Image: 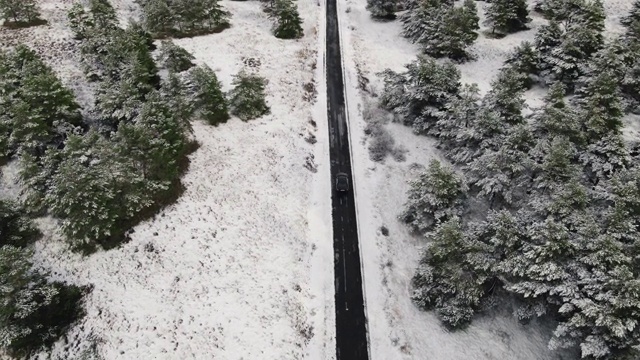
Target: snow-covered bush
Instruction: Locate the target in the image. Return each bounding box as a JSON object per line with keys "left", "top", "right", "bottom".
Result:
{"left": 228, "top": 71, "right": 270, "bottom": 121}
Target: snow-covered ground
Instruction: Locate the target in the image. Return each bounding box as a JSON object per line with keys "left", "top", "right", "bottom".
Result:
{"left": 1, "top": 0, "right": 336, "bottom": 359}
{"left": 339, "top": 0, "right": 635, "bottom": 359}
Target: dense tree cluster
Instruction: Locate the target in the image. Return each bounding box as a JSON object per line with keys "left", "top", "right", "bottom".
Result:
{"left": 0, "top": 201, "right": 83, "bottom": 357}
{"left": 138, "top": 0, "right": 230, "bottom": 38}
{"left": 380, "top": 4, "right": 640, "bottom": 358}
{"left": 400, "top": 0, "right": 479, "bottom": 61}
{"left": 0, "top": 0, "right": 41, "bottom": 26}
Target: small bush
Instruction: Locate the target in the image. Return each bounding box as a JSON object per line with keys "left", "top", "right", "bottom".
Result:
{"left": 228, "top": 71, "right": 270, "bottom": 121}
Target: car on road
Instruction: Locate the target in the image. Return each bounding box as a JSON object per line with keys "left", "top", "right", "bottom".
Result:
{"left": 335, "top": 172, "right": 349, "bottom": 192}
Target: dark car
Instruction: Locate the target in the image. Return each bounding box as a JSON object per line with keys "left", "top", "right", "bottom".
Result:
{"left": 335, "top": 172, "right": 349, "bottom": 192}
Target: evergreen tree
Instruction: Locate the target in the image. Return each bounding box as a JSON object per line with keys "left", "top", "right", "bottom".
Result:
{"left": 0, "top": 46, "right": 82, "bottom": 156}
{"left": 483, "top": 67, "right": 527, "bottom": 125}
{"left": 379, "top": 55, "right": 460, "bottom": 133}
{"left": 534, "top": 82, "right": 583, "bottom": 143}
{"left": 502, "top": 41, "right": 539, "bottom": 87}
{"left": 142, "top": 0, "right": 174, "bottom": 36}
{"left": 0, "top": 0, "right": 40, "bottom": 24}
{"left": 44, "top": 131, "right": 149, "bottom": 244}
{"left": 189, "top": 65, "right": 229, "bottom": 125}
{"left": 67, "top": 3, "right": 93, "bottom": 40}
{"left": 228, "top": 71, "right": 270, "bottom": 121}
{"left": 366, "top": 0, "right": 396, "bottom": 19}
{"left": 272, "top": 0, "right": 303, "bottom": 39}
{"left": 411, "top": 218, "right": 486, "bottom": 328}
{"left": 157, "top": 40, "right": 195, "bottom": 73}
{"left": 0, "top": 200, "right": 40, "bottom": 248}
{"left": 0, "top": 246, "right": 83, "bottom": 356}
{"left": 484, "top": 0, "right": 530, "bottom": 35}
{"left": 401, "top": 0, "right": 478, "bottom": 61}
{"left": 621, "top": 0, "right": 640, "bottom": 29}
{"left": 400, "top": 159, "right": 467, "bottom": 234}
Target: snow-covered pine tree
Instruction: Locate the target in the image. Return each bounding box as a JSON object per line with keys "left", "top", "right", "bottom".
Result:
{"left": 143, "top": 0, "right": 175, "bottom": 36}
{"left": 467, "top": 124, "right": 535, "bottom": 207}
{"left": 411, "top": 217, "right": 486, "bottom": 328}
{"left": 88, "top": 0, "right": 118, "bottom": 30}
{"left": 621, "top": 0, "right": 640, "bottom": 28}
{"left": 0, "top": 0, "right": 40, "bottom": 25}
{"left": 400, "top": 159, "right": 467, "bottom": 234}
{"left": 0, "top": 200, "right": 40, "bottom": 248}
{"left": 189, "top": 65, "right": 229, "bottom": 125}
{"left": 0, "top": 245, "right": 83, "bottom": 356}
{"left": 45, "top": 131, "right": 150, "bottom": 244}
{"left": 484, "top": 0, "right": 530, "bottom": 35}
{"left": 483, "top": 67, "right": 527, "bottom": 125}
{"left": 434, "top": 83, "right": 481, "bottom": 155}
{"left": 114, "top": 90, "right": 190, "bottom": 186}
{"left": 502, "top": 41, "right": 539, "bottom": 87}
{"left": 158, "top": 40, "right": 195, "bottom": 73}
{"left": 0, "top": 46, "right": 82, "bottom": 156}
{"left": 401, "top": 0, "right": 478, "bottom": 61}
{"left": 228, "top": 71, "right": 270, "bottom": 120}
{"left": 576, "top": 68, "right": 624, "bottom": 140}
{"left": 67, "top": 3, "right": 93, "bottom": 39}
{"left": 379, "top": 55, "right": 460, "bottom": 132}
{"left": 366, "top": 0, "right": 396, "bottom": 20}
{"left": 161, "top": 73, "right": 196, "bottom": 125}
{"left": 272, "top": 0, "right": 303, "bottom": 39}
{"left": 534, "top": 82, "right": 583, "bottom": 143}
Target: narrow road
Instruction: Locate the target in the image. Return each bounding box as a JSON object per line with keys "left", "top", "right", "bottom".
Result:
{"left": 325, "top": 0, "right": 370, "bottom": 358}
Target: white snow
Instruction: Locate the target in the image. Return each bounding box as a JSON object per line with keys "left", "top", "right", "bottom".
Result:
{"left": 1, "top": 0, "right": 335, "bottom": 358}
{"left": 338, "top": 0, "right": 636, "bottom": 359}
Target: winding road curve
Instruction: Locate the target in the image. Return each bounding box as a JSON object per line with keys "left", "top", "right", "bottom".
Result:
{"left": 325, "top": 0, "right": 370, "bottom": 358}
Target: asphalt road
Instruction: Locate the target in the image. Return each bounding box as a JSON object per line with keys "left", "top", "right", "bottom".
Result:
{"left": 325, "top": 0, "right": 370, "bottom": 358}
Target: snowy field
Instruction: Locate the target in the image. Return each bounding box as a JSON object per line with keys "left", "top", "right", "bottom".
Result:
{"left": 0, "top": 0, "right": 336, "bottom": 359}
{"left": 339, "top": 0, "right": 636, "bottom": 359}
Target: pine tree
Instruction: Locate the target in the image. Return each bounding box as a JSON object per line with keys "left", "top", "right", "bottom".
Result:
{"left": 366, "top": 0, "right": 396, "bottom": 19}
{"left": 484, "top": 0, "right": 530, "bottom": 35}
{"left": 228, "top": 71, "right": 270, "bottom": 120}
{"left": 272, "top": 0, "right": 303, "bottom": 39}
{"left": 400, "top": 159, "right": 467, "bottom": 234}
{"left": 0, "top": 46, "right": 82, "bottom": 156}
{"left": 401, "top": 0, "right": 478, "bottom": 61}
{"left": 0, "top": 246, "right": 83, "bottom": 356}
{"left": 503, "top": 41, "right": 539, "bottom": 87}
{"left": 158, "top": 40, "right": 195, "bottom": 73}
{"left": 0, "top": 0, "right": 40, "bottom": 24}
{"left": 534, "top": 82, "right": 583, "bottom": 143}
{"left": 621, "top": 0, "right": 640, "bottom": 28}
{"left": 411, "top": 218, "right": 486, "bottom": 328}
{"left": 45, "top": 131, "right": 149, "bottom": 244}
{"left": 0, "top": 200, "right": 40, "bottom": 248}
{"left": 483, "top": 67, "right": 527, "bottom": 125}
{"left": 379, "top": 55, "right": 460, "bottom": 132}
{"left": 189, "top": 65, "right": 229, "bottom": 125}
{"left": 67, "top": 3, "right": 93, "bottom": 39}
{"left": 142, "top": 0, "right": 174, "bottom": 36}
